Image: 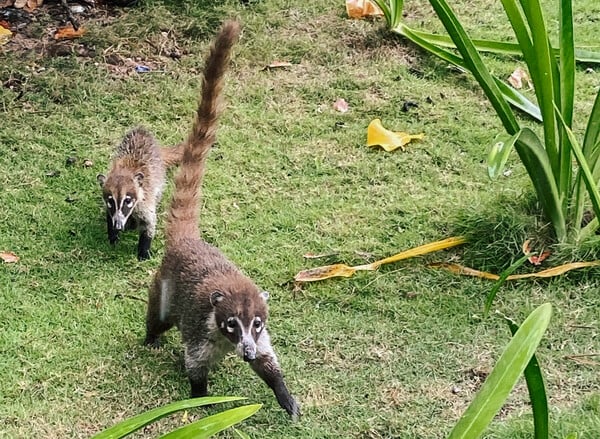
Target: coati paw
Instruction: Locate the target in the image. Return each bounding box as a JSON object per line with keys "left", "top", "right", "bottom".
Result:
{"left": 282, "top": 396, "right": 301, "bottom": 419}
{"left": 137, "top": 249, "right": 151, "bottom": 261}
{"left": 143, "top": 334, "right": 161, "bottom": 348}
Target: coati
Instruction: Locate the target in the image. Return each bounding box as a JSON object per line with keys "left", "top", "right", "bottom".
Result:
{"left": 97, "top": 129, "right": 183, "bottom": 261}
{"left": 143, "top": 21, "right": 300, "bottom": 418}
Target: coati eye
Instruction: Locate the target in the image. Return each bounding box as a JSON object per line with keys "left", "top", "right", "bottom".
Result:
{"left": 253, "top": 318, "right": 262, "bottom": 329}
{"left": 226, "top": 317, "right": 237, "bottom": 329}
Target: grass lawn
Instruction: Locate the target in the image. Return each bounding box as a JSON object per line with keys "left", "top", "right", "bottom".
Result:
{"left": 1, "top": 0, "right": 599, "bottom": 437}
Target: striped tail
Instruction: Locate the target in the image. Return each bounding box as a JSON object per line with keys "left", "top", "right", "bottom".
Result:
{"left": 165, "top": 20, "right": 240, "bottom": 245}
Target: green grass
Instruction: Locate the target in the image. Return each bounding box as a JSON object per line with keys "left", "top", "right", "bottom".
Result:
{"left": 1, "top": 0, "right": 599, "bottom": 437}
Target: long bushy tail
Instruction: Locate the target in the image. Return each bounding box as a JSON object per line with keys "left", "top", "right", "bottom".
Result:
{"left": 160, "top": 143, "right": 184, "bottom": 168}
{"left": 165, "top": 20, "right": 240, "bottom": 245}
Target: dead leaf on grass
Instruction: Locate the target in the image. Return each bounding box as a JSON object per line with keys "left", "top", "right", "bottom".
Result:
{"left": 54, "top": 25, "right": 85, "bottom": 40}
{"left": 366, "top": 118, "right": 425, "bottom": 152}
{"left": 1, "top": 251, "right": 20, "bottom": 263}
{"left": 295, "top": 236, "right": 466, "bottom": 282}
{"left": 333, "top": 98, "right": 349, "bottom": 113}
{"left": 0, "top": 24, "right": 12, "bottom": 45}
{"left": 507, "top": 67, "right": 531, "bottom": 89}
{"left": 430, "top": 260, "right": 600, "bottom": 280}
{"left": 346, "top": 0, "right": 383, "bottom": 18}
{"left": 522, "top": 238, "right": 551, "bottom": 265}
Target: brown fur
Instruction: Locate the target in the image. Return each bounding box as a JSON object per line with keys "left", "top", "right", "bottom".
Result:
{"left": 144, "top": 20, "right": 300, "bottom": 417}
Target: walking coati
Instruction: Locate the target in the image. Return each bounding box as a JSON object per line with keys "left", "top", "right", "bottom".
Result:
{"left": 143, "top": 21, "right": 300, "bottom": 418}
{"left": 97, "top": 127, "right": 183, "bottom": 260}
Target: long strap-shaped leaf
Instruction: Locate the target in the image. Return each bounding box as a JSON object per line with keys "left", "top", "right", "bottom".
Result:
{"left": 160, "top": 404, "right": 262, "bottom": 439}
{"left": 514, "top": 128, "right": 566, "bottom": 241}
{"left": 557, "top": 0, "right": 575, "bottom": 214}
{"left": 427, "top": 0, "right": 520, "bottom": 135}
{"left": 574, "top": 90, "right": 600, "bottom": 236}
{"left": 556, "top": 106, "right": 600, "bottom": 231}
{"left": 505, "top": 318, "right": 549, "bottom": 439}
{"left": 514, "top": 0, "right": 560, "bottom": 174}
{"left": 402, "top": 27, "right": 600, "bottom": 63}
{"left": 448, "top": 303, "right": 552, "bottom": 439}
{"left": 91, "top": 397, "right": 245, "bottom": 439}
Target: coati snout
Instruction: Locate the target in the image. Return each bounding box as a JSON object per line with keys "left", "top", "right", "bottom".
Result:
{"left": 211, "top": 290, "right": 269, "bottom": 362}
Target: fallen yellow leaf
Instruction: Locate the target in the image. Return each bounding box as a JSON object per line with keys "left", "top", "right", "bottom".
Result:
{"left": 0, "top": 24, "right": 12, "bottom": 46}
{"left": 366, "top": 118, "right": 425, "bottom": 152}
{"left": 430, "top": 260, "right": 600, "bottom": 280}
{"left": 295, "top": 236, "right": 466, "bottom": 282}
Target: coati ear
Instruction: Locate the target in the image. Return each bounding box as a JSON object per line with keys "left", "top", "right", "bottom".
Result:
{"left": 97, "top": 174, "right": 106, "bottom": 187}
{"left": 210, "top": 291, "right": 225, "bottom": 306}
{"left": 260, "top": 291, "right": 270, "bottom": 302}
{"left": 134, "top": 172, "right": 144, "bottom": 185}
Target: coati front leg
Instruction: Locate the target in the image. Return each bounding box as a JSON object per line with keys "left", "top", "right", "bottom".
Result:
{"left": 137, "top": 212, "right": 156, "bottom": 261}
{"left": 107, "top": 212, "right": 119, "bottom": 245}
{"left": 184, "top": 340, "right": 226, "bottom": 398}
{"left": 250, "top": 331, "right": 300, "bottom": 418}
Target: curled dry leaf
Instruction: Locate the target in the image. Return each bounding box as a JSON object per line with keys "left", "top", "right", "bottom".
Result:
{"left": 1, "top": 251, "right": 20, "bottom": 263}
{"left": 522, "top": 238, "right": 551, "bottom": 265}
{"left": 507, "top": 67, "right": 531, "bottom": 89}
{"left": 430, "top": 260, "right": 600, "bottom": 280}
{"left": 366, "top": 118, "right": 425, "bottom": 152}
{"left": 333, "top": 98, "right": 349, "bottom": 113}
{"left": 54, "top": 25, "right": 86, "bottom": 40}
{"left": 346, "top": 0, "right": 383, "bottom": 18}
{"left": 83, "top": 159, "right": 93, "bottom": 167}
{"left": 295, "top": 236, "right": 465, "bottom": 282}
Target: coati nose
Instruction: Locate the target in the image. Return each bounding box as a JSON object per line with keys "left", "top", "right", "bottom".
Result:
{"left": 113, "top": 213, "right": 127, "bottom": 231}
{"left": 243, "top": 345, "right": 256, "bottom": 362}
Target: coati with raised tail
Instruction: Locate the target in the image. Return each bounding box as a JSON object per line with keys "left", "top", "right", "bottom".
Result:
{"left": 143, "top": 21, "right": 300, "bottom": 418}
{"left": 97, "top": 128, "right": 183, "bottom": 260}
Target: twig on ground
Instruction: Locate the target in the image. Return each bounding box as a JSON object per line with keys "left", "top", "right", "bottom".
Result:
{"left": 60, "top": 0, "right": 80, "bottom": 31}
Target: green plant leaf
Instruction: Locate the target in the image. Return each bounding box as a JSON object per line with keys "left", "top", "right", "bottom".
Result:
{"left": 448, "top": 303, "right": 552, "bottom": 439}
{"left": 573, "top": 90, "right": 600, "bottom": 234}
{"left": 555, "top": 105, "right": 600, "bottom": 228}
{"left": 90, "top": 397, "right": 245, "bottom": 439}
{"left": 505, "top": 317, "right": 549, "bottom": 439}
{"left": 514, "top": 128, "right": 566, "bottom": 241}
{"left": 403, "top": 27, "right": 600, "bottom": 63}
{"left": 483, "top": 254, "right": 529, "bottom": 317}
{"left": 420, "top": 0, "right": 520, "bottom": 134}
{"left": 487, "top": 132, "right": 520, "bottom": 180}
{"left": 160, "top": 404, "right": 262, "bottom": 439}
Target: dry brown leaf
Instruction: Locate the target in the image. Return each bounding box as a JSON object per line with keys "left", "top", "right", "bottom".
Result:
{"left": 13, "top": 0, "right": 27, "bottom": 8}
{"left": 522, "top": 238, "right": 551, "bottom": 265}
{"left": 507, "top": 67, "right": 531, "bottom": 89}
{"left": 25, "top": 0, "right": 43, "bottom": 11}
{"left": 1, "top": 251, "right": 20, "bottom": 263}
{"left": 346, "top": 0, "right": 383, "bottom": 18}
{"left": 54, "top": 25, "right": 86, "bottom": 40}
{"left": 333, "top": 98, "right": 349, "bottom": 113}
